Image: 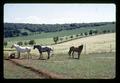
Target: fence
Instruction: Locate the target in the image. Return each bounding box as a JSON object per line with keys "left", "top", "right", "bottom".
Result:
{"left": 53, "top": 42, "right": 116, "bottom": 54}
{"left": 82, "top": 43, "right": 116, "bottom": 54}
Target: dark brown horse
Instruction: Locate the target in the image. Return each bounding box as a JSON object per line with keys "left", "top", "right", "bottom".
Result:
{"left": 68, "top": 44, "right": 83, "bottom": 59}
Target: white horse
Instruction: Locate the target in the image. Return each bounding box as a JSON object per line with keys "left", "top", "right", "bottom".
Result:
{"left": 11, "top": 44, "right": 32, "bottom": 59}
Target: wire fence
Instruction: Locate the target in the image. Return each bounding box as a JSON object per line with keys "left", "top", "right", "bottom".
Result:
{"left": 53, "top": 42, "right": 116, "bottom": 55}
{"left": 82, "top": 43, "right": 116, "bottom": 54}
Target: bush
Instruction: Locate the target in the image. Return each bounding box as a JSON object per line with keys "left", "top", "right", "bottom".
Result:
{"left": 59, "top": 37, "right": 63, "bottom": 42}
{"left": 70, "top": 35, "right": 73, "bottom": 39}
{"left": 21, "top": 32, "right": 28, "bottom": 36}
{"left": 89, "top": 30, "right": 93, "bottom": 35}
{"left": 53, "top": 36, "right": 59, "bottom": 44}
{"left": 29, "top": 40, "right": 36, "bottom": 45}
{"left": 103, "top": 30, "right": 107, "bottom": 34}
{"left": 84, "top": 32, "right": 88, "bottom": 36}
{"left": 17, "top": 41, "right": 23, "bottom": 46}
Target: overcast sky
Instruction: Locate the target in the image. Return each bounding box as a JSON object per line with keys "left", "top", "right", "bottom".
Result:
{"left": 4, "top": 4, "right": 116, "bottom": 24}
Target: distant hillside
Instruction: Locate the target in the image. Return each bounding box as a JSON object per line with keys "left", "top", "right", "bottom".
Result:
{"left": 4, "top": 22, "right": 115, "bottom": 38}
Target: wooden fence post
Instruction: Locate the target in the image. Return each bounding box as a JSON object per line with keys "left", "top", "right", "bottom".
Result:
{"left": 84, "top": 43, "right": 86, "bottom": 54}
{"left": 110, "top": 44, "right": 112, "bottom": 53}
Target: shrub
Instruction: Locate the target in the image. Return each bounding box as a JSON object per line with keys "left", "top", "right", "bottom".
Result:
{"left": 17, "top": 41, "right": 23, "bottom": 46}
{"left": 53, "top": 36, "right": 59, "bottom": 44}
{"left": 29, "top": 40, "right": 36, "bottom": 45}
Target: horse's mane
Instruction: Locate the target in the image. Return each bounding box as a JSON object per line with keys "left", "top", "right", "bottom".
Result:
{"left": 78, "top": 44, "right": 83, "bottom": 48}
{"left": 14, "top": 44, "right": 20, "bottom": 47}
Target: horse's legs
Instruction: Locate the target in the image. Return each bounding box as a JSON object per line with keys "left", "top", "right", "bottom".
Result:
{"left": 78, "top": 51, "right": 82, "bottom": 59}
{"left": 72, "top": 51, "right": 74, "bottom": 58}
{"left": 39, "top": 52, "right": 42, "bottom": 59}
{"left": 27, "top": 52, "right": 31, "bottom": 59}
{"left": 47, "top": 51, "right": 50, "bottom": 59}
{"left": 17, "top": 52, "right": 20, "bottom": 59}
{"left": 50, "top": 50, "right": 54, "bottom": 57}
{"left": 78, "top": 53, "right": 80, "bottom": 59}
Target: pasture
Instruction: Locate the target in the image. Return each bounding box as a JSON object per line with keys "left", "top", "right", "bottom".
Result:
{"left": 4, "top": 33, "right": 116, "bottom": 79}
{"left": 5, "top": 52, "right": 115, "bottom": 79}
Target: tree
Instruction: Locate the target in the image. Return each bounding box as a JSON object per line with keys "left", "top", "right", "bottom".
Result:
{"left": 29, "top": 40, "right": 36, "bottom": 45}
{"left": 66, "top": 37, "right": 68, "bottom": 40}
{"left": 24, "top": 41, "right": 28, "bottom": 45}
{"left": 103, "top": 30, "right": 107, "bottom": 34}
{"left": 80, "top": 33, "right": 83, "bottom": 36}
{"left": 76, "top": 34, "right": 79, "bottom": 38}
{"left": 89, "top": 30, "right": 93, "bottom": 35}
{"left": 94, "top": 30, "right": 98, "bottom": 35}
{"left": 21, "top": 32, "right": 28, "bottom": 36}
{"left": 53, "top": 36, "right": 59, "bottom": 44}
{"left": 70, "top": 35, "right": 73, "bottom": 39}
{"left": 4, "top": 41, "right": 7, "bottom": 47}
{"left": 17, "top": 41, "right": 23, "bottom": 46}
{"left": 59, "top": 37, "right": 63, "bottom": 42}
{"left": 84, "top": 32, "right": 88, "bottom": 36}
{"left": 107, "top": 30, "right": 110, "bottom": 33}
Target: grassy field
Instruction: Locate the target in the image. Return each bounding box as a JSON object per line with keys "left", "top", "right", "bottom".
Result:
{"left": 4, "top": 52, "right": 115, "bottom": 79}
{"left": 4, "top": 33, "right": 116, "bottom": 56}
{"left": 4, "top": 33, "right": 116, "bottom": 79}
{"left": 52, "top": 33, "right": 116, "bottom": 54}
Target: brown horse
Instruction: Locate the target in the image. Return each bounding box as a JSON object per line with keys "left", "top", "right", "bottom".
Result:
{"left": 68, "top": 44, "right": 83, "bottom": 59}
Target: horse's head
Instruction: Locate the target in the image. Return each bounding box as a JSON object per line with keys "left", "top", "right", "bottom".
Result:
{"left": 11, "top": 44, "right": 19, "bottom": 48}
{"left": 68, "top": 46, "right": 74, "bottom": 56}
{"left": 33, "top": 45, "right": 36, "bottom": 49}
{"left": 33, "top": 45, "right": 41, "bottom": 49}
{"left": 11, "top": 44, "right": 15, "bottom": 48}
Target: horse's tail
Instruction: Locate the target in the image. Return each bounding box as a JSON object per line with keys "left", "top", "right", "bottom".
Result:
{"left": 51, "top": 47, "right": 54, "bottom": 55}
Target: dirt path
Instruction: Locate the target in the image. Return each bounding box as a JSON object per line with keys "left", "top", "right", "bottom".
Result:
{"left": 4, "top": 59, "right": 65, "bottom": 79}
{"left": 4, "top": 60, "right": 47, "bottom": 79}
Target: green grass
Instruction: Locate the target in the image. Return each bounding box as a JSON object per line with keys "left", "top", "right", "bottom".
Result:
{"left": 4, "top": 52, "right": 115, "bottom": 79}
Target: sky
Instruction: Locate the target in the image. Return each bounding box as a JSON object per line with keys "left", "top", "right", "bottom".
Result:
{"left": 4, "top": 4, "right": 116, "bottom": 24}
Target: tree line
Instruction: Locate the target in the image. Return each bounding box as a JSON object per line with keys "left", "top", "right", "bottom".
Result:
{"left": 4, "top": 28, "right": 115, "bottom": 48}
{"left": 53, "top": 28, "right": 114, "bottom": 44}
{"left": 4, "top": 40, "right": 36, "bottom": 47}
{"left": 4, "top": 22, "right": 115, "bottom": 37}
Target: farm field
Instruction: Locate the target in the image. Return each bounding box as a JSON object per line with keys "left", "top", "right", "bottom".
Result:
{"left": 4, "top": 33, "right": 116, "bottom": 79}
